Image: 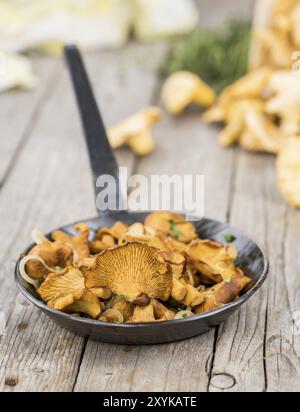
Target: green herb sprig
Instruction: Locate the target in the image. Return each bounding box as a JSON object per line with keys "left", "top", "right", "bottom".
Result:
{"left": 160, "top": 19, "right": 251, "bottom": 93}
{"left": 169, "top": 219, "right": 182, "bottom": 240}
{"left": 223, "top": 234, "right": 236, "bottom": 243}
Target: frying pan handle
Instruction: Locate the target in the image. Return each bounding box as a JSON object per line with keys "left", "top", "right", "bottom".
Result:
{"left": 64, "top": 45, "right": 122, "bottom": 216}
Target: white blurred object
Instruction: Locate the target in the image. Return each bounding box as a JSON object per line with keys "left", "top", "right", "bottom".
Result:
{"left": 0, "top": 0, "right": 198, "bottom": 54}
{"left": 0, "top": 0, "right": 133, "bottom": 54}
{"left": 133, "top": 0, "right": 198, "bottom": 42}
{"left": 0, "top": 51, "right": 38, "bottom": 92}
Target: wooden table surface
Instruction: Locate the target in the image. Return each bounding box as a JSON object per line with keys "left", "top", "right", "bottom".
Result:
{"left": 0, "top": 0, "right": 299, "bottom": 392}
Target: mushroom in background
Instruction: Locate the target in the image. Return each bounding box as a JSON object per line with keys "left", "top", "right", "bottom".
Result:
{"left": 276, "top": 138, "right": 300, "bottom": 208}
{"left": 162, "top": 71, "right": 215, "bottom": 115}
{"left": 107, "top": 107, "right": 161, "bottom": 156}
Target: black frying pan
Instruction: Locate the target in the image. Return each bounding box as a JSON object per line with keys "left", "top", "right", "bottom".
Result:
{"left": 14, "top": 46, "right": 269, "bottom": 345}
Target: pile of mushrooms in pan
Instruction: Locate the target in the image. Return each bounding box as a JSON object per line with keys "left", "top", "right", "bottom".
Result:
{"left": 19, "top": 212, "right": 251, "bottom": 323}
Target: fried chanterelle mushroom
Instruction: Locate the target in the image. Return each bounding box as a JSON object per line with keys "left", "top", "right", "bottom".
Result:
{"left": 86, "top": 242, "right": 172, "bottom": 305}
{"left": 23, "top": 212, "right": 252, "bottom": 323}
{"left": 37, "top": 268, "right": 85, "bottom": 311}
{"left": 145, "top": 211, "right": 197, "bottom": 243}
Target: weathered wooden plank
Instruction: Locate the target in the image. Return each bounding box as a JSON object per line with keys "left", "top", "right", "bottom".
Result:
{"left": 208, "top": 148, "right": 300, "bottom": 392}
{"left": 0, "top": 56, "right": 59, "bottom": 184}
{"left": 0, "top": 45, "right": 157, "bottom": 391}
{"left": 0, "top": 58, "right": 91, "bottom": 392}
{"left": 264, "top": 195, "right": 300, "bottom": 391}
{"left": 208, "top": 151, "right": 271, "bottom": 392}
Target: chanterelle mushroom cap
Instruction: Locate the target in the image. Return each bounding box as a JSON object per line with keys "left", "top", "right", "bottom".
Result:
{"left": 162, "top": 71, "right": 215, "bottom": 115}
{"left": 144, "top": 211, "right": 197, "bottom": 243}
{"left": 96, "top": 221, "right": 128, "bottom": 241}
{"left": 276, "top": 137, "right": 300, "bottom": 207}
{"left": 26, "top": 240, "right": 72, "bottom": 280}
{"left": 131, "top": 303, "right": 156, "bottom": 323}
{"left": 195, "top": 269, "right": 251, "bottom": 314}
{"left": 179, "top": 279, "right": 204, "bottom": 307}
{"left": 111, "top": 298, "right": 134, "bottom": 322}
{"left": 265, "top": 71, "right": 300, "bottom": 134}
{"left": 188, "top": 239, "right": 238, "bottom": 283}
{"left": 217, "top": 98, "right": 265, "bottom": 147}
{"left": 38, "top": 268, "right": 85, "bottom": 311}
{"left": 85, "top": 242, "right": 172, "bottom": 304}
{"left": 241, "top": 106, "right": 286, "bottom": 154}
{"left": 51, "top": 223, "right": 90, "bottom": 266}
{"left": 90, "top": 235, "right": 116, "bottom": 253}
{"left": 218, "top": 66, "right": 272, "bottom": 104}
{"left": 65, "top": 290, "right": 102, "bottom": 319}
{"left": 107, "top": 107, "right": 161, "bottom": 156}
{"left": 151, "top": 299, "right": 175, "bottom": 320}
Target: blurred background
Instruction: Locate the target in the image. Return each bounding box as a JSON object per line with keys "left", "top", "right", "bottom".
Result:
{"left": 0, "top": 0, "right": 253, "bottom": 91}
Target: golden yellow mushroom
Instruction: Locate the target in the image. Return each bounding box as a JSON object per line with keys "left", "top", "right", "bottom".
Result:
{"left": 85, "top": 242, "right": 172, "bottom": 304}
{"left": 162, "top": 71, "right": 215, "bottom": 115}
{"left": 188, "top": 239, "right": 238, "bottom": 283}
{"left": 195, "top": 270, "right": 251, "bottom": 314}
{"left": 65, "top": 290, "right": 102, "bottom": 319}
{"left": 25, "top": 240, "right": 72, "bottom": 281}
{"left": 38, "top": 268, "right": 85, "bottom": 311}
{"left": 145, "top": 211, "right": 197, "bottom": 243}
{"left": 51, "top": 223, "right": 90, "bottom": 266}
{"left": 107, "top": 107, "right": 161, "bottom": 156}
{"left": 276, "top": 138, "right": 300, "bottom": 207}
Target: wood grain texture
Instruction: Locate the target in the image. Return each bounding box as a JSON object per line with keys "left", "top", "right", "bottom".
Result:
{"left": 208, "top": 151, "right": 270, "bottom": 392}
{"left": 0, "top": 56, "right": 59, "bottom": 184}
{"left": 264, "top": 190, "right": 300, "bottom": 391}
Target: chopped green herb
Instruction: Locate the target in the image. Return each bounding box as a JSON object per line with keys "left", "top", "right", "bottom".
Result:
{"left": 223, "top": 234, "right": 236, "bottom": 243}
{"left": 160, "top": 19, "right": 251, "bottom": 93}
{"left": 168, "top": 219, "right": 182, "bottom": 240}
{"left": 182, "top": 313, "right": 188, "bottom": 318}
{"left": 120, "top": 294, "right": 129, "bottom": 300}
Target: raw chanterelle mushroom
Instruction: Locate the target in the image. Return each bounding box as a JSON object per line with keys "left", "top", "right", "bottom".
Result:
{"left": 107, "top": 107, "right": 161, "bottom": 156}
{"left": 201, "top": 0, "right": 300, "bottom": 209}
{"left": 162, "top": 71, "right": 215, "bottom": 115}
{"left": 85, "top": 242, "right": 172, "bottom": 305}
{"left": 276, "top": 137, "right": 300, "bottom": 207}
